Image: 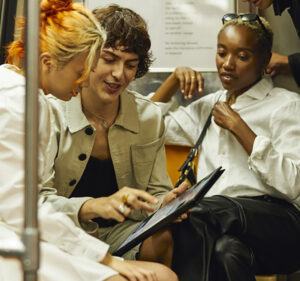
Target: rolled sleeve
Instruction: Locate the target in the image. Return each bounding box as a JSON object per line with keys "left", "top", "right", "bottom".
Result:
{"left": 248, "top": 101, "right": 300, "bottom": 200}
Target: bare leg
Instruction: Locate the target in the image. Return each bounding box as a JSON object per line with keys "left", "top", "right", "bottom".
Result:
{"left": 138, "top": 228, "right": 174, "bottom": 267}
{"left": 126, "top": 260, "right": 178, "bottom": 281}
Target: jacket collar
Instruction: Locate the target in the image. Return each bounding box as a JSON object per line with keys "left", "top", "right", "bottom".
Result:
{"left": 65, "top": 89, "right": 139, "bottom": 134}
{"left": 114, "top": 90, "right": 139, "bottom": 133}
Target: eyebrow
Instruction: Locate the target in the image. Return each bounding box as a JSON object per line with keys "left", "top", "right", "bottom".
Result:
{"left": 102, "top": 50, "right": 140, "bottom": 63}
{"left": 217, "top": 43, "right": 255, "bottom": 53}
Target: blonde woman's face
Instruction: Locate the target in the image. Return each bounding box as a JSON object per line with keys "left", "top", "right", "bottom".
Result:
{"left": 43, "top": 52, "right": 88, "bottom": 101}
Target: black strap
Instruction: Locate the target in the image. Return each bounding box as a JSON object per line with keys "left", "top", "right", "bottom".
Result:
{"left": 194, "top": 112, "right": 212, "bottom": 149}
{"left": 178, "top": 112, "right": 212, "bottom": 173}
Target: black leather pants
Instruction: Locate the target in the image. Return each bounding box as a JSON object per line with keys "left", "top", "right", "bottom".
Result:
{"left": 172, "top": 195, "right": 300, "bottom": 281}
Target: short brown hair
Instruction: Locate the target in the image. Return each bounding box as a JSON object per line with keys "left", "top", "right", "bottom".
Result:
{"left": 93, "top": 4, "right": 153, "bottom": 78}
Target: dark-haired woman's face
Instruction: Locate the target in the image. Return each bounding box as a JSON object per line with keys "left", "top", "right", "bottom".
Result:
{"left": 87, "top": 46, "right": 139, "bottom": 104}
{"left": 216, "top": 25, "right": 265, "bottom": 96}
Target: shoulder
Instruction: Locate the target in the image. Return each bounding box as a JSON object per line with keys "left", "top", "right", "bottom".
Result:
{"left": 269, "top": 86, "right": 300, "bottom": 103}
{"left": 267, "top": 86, "right": 300, "bottom": 116}
{"left": 0, "top": 64, "right": 25, "bottom": 90}
{"left": 0, "top": 65, "right": 25, "bottom": 107}
{"left": 125, "top": 89, "right": 163, "bottom": 118}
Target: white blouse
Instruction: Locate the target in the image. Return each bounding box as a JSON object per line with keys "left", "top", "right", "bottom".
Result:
{"left": 0, "top": 65, "right": 117, "bottom": 280}
{"left": 160, "top": 77, "right": 300, "bottom": 209}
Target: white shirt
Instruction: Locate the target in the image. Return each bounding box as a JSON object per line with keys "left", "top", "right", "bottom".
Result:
{"left": 0, "top": 65, "right": 117, "bottom": 280}
{"left": 160, "top": 77, "right": 300, "bottom": 209}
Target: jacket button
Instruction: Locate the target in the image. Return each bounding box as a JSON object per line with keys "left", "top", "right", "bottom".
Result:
{"left": 69, "top": 179, "right": 77, "bottom": 186}
{"left": 85, "top": 127, "right": 93, "bottom": 135}
{"left": 78, "top": 153, "right": 87, "bottom": 161}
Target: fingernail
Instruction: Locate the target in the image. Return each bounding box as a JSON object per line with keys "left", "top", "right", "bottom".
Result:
{"left": 154, "top": 199, "right": 159, "bottom": 204}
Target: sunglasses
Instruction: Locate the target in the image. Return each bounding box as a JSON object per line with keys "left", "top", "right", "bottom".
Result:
{"left": 222, "top": 13, "right": 268, "bottom": 34}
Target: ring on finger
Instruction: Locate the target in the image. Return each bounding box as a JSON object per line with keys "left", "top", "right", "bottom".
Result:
{"left": 122, "top": 194, "right": 129, "bottom": 203}
{"left": 191, "top": 76, "right": 195, "bottom": 79}
{"left": 119, "top": 203, "right": 126, "bottom": 214}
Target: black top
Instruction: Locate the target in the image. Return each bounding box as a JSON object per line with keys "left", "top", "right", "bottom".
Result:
{"left": 273, "top": 0, "right": 300, "bottom": 86}
{"left": 71, "top": 156, "right": 119, "bottom": 227}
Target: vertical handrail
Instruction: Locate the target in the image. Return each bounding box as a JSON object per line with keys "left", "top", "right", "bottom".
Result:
{"left": 23, "top": 0, "right": 40, "bottom": 280}
{"left": 0, "top": 0, "right": 6, "bottom": 45}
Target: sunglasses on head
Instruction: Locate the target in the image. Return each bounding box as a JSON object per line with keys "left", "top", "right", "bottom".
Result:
{"left": 222, "top": 13, "right": 267, "bottom": 34}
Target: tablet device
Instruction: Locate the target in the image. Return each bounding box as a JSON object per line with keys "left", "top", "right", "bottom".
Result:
{"left": 113, "top": 166, "right": 224, "bottom": 256}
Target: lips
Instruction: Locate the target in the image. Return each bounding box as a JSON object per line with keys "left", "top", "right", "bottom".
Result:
{"left": 104, "top": 81, "right": 122, "bottom": 92}
{"left": 251, "top": 0, "right": 262, "bottom": 7}
{"left": 220, "top": 72, "right": 236, "bottom": 82}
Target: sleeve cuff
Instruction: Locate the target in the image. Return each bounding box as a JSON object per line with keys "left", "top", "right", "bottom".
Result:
{"left": 248, "top": 135, "right": 271, "bottom": 169}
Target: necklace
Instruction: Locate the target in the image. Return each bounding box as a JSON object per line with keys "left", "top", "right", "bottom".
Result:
{"left": 82, "top": 105, "right": 109, "bottom": 129}
{"left": 226, "top": 92, "right": 237, "bottom": 106}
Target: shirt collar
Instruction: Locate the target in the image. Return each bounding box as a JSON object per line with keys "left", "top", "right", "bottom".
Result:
{"left": 66, "top": 94, "right": 90, "bottom": 133}
{"left": 273, "top": 0, "right": 291, "bottom": 15}
{"left": 241, "top": 76, "right": 273, "bottom": 100}
{"left": 222, "top": 76, "right": 274, "bottom": 108}
{"left": 65, "top": 89, "right": 139, "bottom": 134}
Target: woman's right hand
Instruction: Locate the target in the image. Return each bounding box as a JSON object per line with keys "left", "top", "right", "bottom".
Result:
{"left": 102, "top": 254, "right": 158, "bottom": 281}
{"left": 79, "top": 187, "right": 158, "bottom": 223}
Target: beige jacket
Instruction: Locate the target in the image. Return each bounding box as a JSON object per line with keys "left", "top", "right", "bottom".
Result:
{"left": 42, "top": 89, "right": 172, "bottom": 259}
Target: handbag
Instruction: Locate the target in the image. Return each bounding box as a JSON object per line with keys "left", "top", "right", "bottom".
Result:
{"left": 175, "top": 112, "right": 213, "bottom": 188}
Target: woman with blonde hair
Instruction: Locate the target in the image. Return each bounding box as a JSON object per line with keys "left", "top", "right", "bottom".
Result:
{"left": 0, "top": 1, "right": 178, "bottom": 280}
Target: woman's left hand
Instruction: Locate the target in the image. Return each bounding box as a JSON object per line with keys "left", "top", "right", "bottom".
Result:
{"left": 162, "top": 182, "right": 189, "bottom": 222}
{"left": 174, "top": 67, "right": 204, "bottom": 99}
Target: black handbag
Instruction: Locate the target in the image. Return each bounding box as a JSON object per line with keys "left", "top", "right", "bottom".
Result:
{"left": 175, "top": 112, "right": 213, "bottom": 188}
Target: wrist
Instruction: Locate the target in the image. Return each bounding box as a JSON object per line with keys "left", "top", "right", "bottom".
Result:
{"left": 79, "top": 198, "right": 97, "bottom": 222}
{"left": 101, "top": 253, "right": 113, "bottom": 266}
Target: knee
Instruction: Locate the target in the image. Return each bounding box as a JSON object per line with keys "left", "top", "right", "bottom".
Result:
{"left": 152, "top": 228, "right": 173, "bottom": 249}
{"left": 214, "top": 235, "right": 254, "bottom": 267}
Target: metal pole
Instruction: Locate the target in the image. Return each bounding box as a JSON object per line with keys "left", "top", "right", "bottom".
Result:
{"left": 23, "top": 0, "right": 40, "bottom": 280}
{"left": 0, "top": 0, "right": 6, "bottom": 44}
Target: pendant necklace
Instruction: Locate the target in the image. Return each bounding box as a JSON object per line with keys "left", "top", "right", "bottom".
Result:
{"left": 82, "top": 105, "right": 109, "bottom": 129}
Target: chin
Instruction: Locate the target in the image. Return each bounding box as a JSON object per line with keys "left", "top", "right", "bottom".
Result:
{"left": 58, "top": 93, "right": 73, "bottom": 101}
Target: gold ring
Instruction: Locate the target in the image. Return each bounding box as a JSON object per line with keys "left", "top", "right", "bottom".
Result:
{"left": 191, "top": 76, "right": 195, "bottom": 79}
{"left": 119, "top": 203, "right": 125, "bottom": 214}
{"left": 122, "top": 194, "right": 129, "bottom": 203}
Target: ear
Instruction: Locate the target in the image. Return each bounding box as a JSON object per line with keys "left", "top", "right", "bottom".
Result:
{"left": 40, "top": 52, "right": 53, "bottom": 73}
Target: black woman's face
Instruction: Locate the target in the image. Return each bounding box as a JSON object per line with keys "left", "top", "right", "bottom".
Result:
{"left": 216, "top": 25, "right": 265, "bottom": 95}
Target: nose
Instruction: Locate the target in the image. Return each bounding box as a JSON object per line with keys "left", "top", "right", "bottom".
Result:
{"left": 111, "top": 62, "right": 125, "bottom": 80}
{"left": 223, "top": 54, "right": 235, "bottom": 70}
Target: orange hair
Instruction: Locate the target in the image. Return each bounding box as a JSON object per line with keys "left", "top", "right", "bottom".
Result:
{"left": 6, "top": 0, "right": 105, "bottom": 91}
